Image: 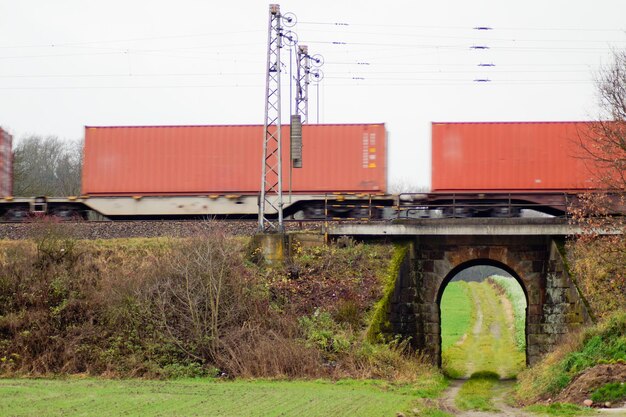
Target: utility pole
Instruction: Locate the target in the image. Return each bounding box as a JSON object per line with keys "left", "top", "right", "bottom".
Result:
{"left": 291, "top": 46, "right": 323, "bottom": 172}
{"left": 260, "top": 5, "right": 284, "bottom": 232}
{"left": 259, "top": 4, "right": 297, "bottom": 232}
{"left": 295, "top": 45, "right": 310, "bottom": 124}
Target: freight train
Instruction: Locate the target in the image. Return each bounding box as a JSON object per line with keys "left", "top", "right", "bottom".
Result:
{"left": 0, "top": 122, "right": 618, "bottom": 221}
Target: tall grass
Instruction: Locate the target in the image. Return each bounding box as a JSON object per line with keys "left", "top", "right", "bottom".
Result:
{"left": 489, "top": 276, "right": 526, "bottom": 351}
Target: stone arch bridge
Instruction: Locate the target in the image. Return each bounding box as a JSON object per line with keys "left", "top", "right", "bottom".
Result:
{"left": 328, "top": 218, "right": 594, "bottom": 365}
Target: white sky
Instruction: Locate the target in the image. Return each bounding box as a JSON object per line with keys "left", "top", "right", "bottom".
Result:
{"left": 1, "top": 0, "right": 625, "bottom": 188}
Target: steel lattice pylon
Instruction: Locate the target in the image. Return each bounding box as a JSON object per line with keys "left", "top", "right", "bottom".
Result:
{"left": 259, "top": 4, "right": 284, "bottom": 232}
{"left": 295, "top": 45, "right": 310, "bottom": 124}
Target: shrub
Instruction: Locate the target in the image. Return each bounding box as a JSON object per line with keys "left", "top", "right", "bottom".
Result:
{"left": 299, "top": 309, "right": 352, "bottom": 355}
{"left": 591, "top": 382, "right": 626, "bottom": 403}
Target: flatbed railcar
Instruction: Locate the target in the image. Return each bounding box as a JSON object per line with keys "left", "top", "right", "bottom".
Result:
{"left": 0, "top": 191, "right": 584, "bottom": 221}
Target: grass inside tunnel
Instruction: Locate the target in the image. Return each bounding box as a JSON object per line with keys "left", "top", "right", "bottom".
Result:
{"left": 441, "top": 279, "right": 526, "bottom": 379}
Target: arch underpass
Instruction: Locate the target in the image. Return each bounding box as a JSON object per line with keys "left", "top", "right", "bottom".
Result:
{"left": 439, "top": 262, "right": 527, "bottom": 378}
{"left": 386, "top": 235, "right": 592, "bottom": 366}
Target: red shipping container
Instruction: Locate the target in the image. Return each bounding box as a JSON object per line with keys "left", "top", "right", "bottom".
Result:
{"left": 431, "top": 122, "right": 602, "bottom": 192}
{"left": 82, "top": 124, "right": 386, "bottom": 195}
{"left": 0, "top": 128, "right": 12, "bottom": 196}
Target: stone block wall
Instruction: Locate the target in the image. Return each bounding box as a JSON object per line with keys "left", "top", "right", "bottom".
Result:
{"left": 388, "top": 235, "right": 593, "bottom": 367}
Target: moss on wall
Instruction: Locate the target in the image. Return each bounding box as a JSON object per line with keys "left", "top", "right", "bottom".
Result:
{"left": 366, "top": 243, "right": 409, "bottom": 343}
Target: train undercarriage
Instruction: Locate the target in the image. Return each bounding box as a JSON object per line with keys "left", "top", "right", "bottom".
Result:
{"left": 0, "top": 192, "right": 597, "bottom": 222}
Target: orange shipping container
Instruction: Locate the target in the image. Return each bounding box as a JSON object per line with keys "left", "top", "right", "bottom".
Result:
{"left": 82, "top": 124, "right": 386, "bottom": 195}
{"left": 431, "top": 122, "right": 601, "bottom": 192}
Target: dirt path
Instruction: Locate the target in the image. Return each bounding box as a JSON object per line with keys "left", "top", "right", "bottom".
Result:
{"left": 441, "top": 379, "right": 577, "bottom": 417}
{"left": 442, "top": 281, "right": 525, "bottom": 379}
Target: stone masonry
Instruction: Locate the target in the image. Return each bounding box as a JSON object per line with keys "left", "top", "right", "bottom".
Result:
{"left": 388, "top": 235, "right": 592, "bottom": 366}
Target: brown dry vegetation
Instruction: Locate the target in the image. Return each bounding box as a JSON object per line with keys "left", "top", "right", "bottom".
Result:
{"left": 0, "top": 220, "right": 437, "bottom": 382}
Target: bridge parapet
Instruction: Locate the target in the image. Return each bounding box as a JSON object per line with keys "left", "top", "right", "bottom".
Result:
{"left": 327, "top": 218, "right": 583, "bottom": 237}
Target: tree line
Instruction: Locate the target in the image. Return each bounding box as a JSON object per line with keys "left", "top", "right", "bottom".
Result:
{"left": 12, "top": 136, "right": 82, "bottom": 196}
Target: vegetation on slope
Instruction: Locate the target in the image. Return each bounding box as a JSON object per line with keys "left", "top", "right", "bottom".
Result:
{"left": 0, "top": 221, "right": 442, "bottom": 392}
{"left": 516, "top": 311, "right": 626, "bottom": 403}
{"left": 567, "top": 237, "right": 626, "bottom": 320}
{"left": 489, "top": 276, "right": 527, "bottom": 351}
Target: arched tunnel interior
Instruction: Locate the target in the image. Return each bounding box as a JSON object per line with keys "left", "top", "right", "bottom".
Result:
{"left": 437, "top": 261, "right": 528, "bottom": 379}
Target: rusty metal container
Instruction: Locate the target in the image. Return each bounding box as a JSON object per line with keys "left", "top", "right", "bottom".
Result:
{"left": 82, "top": 124, "right": 386, "bottom": 195}
{"left": 0, "top": 128, "right": 12, "bottom": 196}
{"left": 431, "top": 122, "right": 600, "bottom": 192}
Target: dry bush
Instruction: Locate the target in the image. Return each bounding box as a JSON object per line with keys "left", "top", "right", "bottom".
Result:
{"left": 147, "top": 229, "right": 254, "bottom": 364}
{"left": 0, "top": 221, "right": 168, "bottom": 376}
{"left": 335, "top": 340, "right": 435, "bottom": 383}
{"left": 567, "top": 49, "right": 626, "bottom": 319}
{"left": 216, "top": 324, "right": 323, "bottom": 378}
{"left": 568, "top": 194, "right": 625, "bottom": 320}
{"left": 566, "top": 235, "right": 626, "bottom": 319}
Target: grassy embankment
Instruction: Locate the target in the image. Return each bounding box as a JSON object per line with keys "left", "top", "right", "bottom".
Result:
{"left": 0, "top": 228, "right": 447, "bottom": 416}
{"left": 516, "top": 311, "right": 626, "bottom": 404}
{"left": 490, "top": 275, "right": 527, "bottom": 351}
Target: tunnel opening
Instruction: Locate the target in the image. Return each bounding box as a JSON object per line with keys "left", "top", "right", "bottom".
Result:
{"left": 437, "top": 259, "right": 528, "bottom": 379}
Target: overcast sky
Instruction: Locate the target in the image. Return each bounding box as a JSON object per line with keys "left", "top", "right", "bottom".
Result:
{"left": 1, "top": 0, "right": 625, "bottom": 188}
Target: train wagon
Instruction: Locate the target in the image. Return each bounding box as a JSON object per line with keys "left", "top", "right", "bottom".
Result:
{"left": 431, "top": 121, "right": 601, "bottom": 192}
{"left": 82, "top": 124, "right": 387, "bottom": 195}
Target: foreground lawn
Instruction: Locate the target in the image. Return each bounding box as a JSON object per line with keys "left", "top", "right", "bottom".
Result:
{"left": 0, "top": 378, "right": 438, "bottom": 417}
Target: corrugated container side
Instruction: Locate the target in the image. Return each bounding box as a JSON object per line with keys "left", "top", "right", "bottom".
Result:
{"left": 431, "top": 122, "right": 602, "bottom": 192}
{"left": 0, "top": 128, "right": 12, "bottom": 196}
{"left": 82, "top": 124, "right": 386, "bottom": 195}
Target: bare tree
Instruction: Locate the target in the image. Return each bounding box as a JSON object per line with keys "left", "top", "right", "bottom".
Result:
{"left": 12, "top": 136, "right": 83, "bottom": 196}
{"left": 577, "top": 49, "right": 626, "bottom": 191}
{"left": 150, "top": 229, "right": 252, "bottom": 363}
{"left": 568, "top": 49, "right": 626, "bottom": 318}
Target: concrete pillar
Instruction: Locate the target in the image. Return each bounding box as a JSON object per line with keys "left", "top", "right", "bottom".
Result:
{"left": 251, "top": 233, "right": 289, "bottom": 265}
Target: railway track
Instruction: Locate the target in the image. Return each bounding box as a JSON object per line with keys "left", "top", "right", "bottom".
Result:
{"left": 0, "top": 219, "right": 332, "bottom": 240}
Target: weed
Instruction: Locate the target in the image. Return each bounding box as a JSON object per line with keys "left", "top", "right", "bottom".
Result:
{"left": 525, "top": 403, "right": 589, "bottom": 416}
{"left": 455, "top": 372, "right": 500, "bottom": 411}
{"left": 591, "top": 381, "right": 626, "bottom": 403}
{"left": 298, "top": 309, "right": 352, "bottom": 355}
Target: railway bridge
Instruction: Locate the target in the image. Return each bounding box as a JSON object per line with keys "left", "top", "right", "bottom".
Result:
{"left": 327, "top": 218, "right": 595, "bottom": 366}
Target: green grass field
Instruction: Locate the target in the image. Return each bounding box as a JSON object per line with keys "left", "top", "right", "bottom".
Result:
{"left": 440, "top": 281, "right": 472, "bottom": 352}
{"left": 0, "top": 378, "right": 442, "bottom": 417}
